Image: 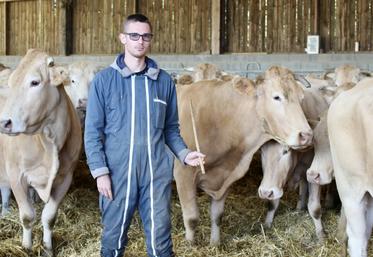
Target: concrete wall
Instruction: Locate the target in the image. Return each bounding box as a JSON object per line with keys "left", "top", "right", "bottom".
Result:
{"left": 1, "top": 53, "right": 372, "bottom": 79}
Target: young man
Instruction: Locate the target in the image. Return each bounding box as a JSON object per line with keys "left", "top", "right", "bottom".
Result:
{"left": 84, "top": 14, "right": 205, "bottom": 257}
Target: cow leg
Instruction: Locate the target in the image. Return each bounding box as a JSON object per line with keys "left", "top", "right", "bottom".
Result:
{"left": 264, "top": 199, "right": 280, "bottom": 228}
{"left": 337, "top": 207, "right": 348, "bottom": 257}
{"left": 365, "top": 197, "right": 373, "bottom": 244}
{"left": 210, "top": 191, "right": 228, "bottom": 246}
{"left": 343, "top": 197, "right": 368, "bottom": 257}
{"left": 1, "top": 186, "right": 11, "bottom": 216}
{"left": 307, "top": 182, "right": 325, "bottom": 242}
{"left": 11, "top": 184, "right": 35, "bottom": 250}
{"left": 174, "top": 165, "right": 199, "bottom": 244}
{"left": 296, "top": 178, "right": 308, "bottom": 210}
{"left": 41, "top": 172, "right": 73, "bottom": 256}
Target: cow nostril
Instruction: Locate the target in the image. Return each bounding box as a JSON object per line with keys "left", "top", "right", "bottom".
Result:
{"left": 78, "top": 99, "right": 87, "bottom": 108}
{"left": 308, "top": 170, "right": 320, "bottom": 183}
{"left": 299, "top": 131, "right": 313, "bottom": 144}
{"left": 267, "top": 190, "right": 273, "bottom": 198}
{"left": 0, "top": 119, "right": 12, "bottom": 130}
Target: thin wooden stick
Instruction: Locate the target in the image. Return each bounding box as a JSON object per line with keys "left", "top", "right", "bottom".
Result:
{"left": 189, "top": 100, "right": 205, "bottom": 174}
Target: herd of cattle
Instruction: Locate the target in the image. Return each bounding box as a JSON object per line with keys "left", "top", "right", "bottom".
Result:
{"left": 0, "top": 49, "right": 372, "bottom": 257}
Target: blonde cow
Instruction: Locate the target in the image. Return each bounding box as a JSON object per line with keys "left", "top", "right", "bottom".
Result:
{"left": 327, "top": 78, "right": 373, "bottom": 257}
{"left": 0, "top": 49, "right": 82, "bottom": 256}
{"left": 176, "top": 63, "right": 233, "bottom": 85}
{"left": 323, "top": 64, "right": 370, "bottom": 87}
{"left": 174, "top": 66, "right": 313, "bottom": 245}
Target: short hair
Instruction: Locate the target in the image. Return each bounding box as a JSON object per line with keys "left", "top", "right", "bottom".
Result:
{"left": 123, "top": 14, "right": 152, "bottom": 32}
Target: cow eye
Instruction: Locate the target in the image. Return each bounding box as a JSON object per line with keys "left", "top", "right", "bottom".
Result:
{"left": 282, "top": 149, "right": 288, "bottom": 155}
{"left": 273, "top": 95, "right": 281, "bottom": 101}
{"left": 71, "top": 79, "right": 75, "bottom": 84}
{"left": 31, "top": 80, "right": 40, "bottom": 87}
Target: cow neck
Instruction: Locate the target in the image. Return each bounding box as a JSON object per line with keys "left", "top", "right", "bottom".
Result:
{"left": 40, "top": 86, "right": 71, "bottom": 152}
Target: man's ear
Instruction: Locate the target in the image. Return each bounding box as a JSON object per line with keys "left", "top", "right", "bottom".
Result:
{"left": 49, "top": 66, "right": 69, "bottom": 86}
{"left": 119, "top": 33, "right": 127, "bottom": 45}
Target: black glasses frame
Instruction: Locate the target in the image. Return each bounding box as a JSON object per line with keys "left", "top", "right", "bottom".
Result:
{"left": 124, "top": 32, "right": 153, "bottom": 42}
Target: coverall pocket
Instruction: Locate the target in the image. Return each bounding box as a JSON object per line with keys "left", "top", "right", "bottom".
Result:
{"left": 154, "top": 99, "right": 167, "bottom": 129}
{"left": 106, "top": 96, "right": 122, "bottom": 131}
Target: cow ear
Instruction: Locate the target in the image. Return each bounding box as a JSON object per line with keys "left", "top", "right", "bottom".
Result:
{"left": 49, "top": 66, "right": 69, "bottom": 86}
{"left": 47, "top": 56, "right": 55, "bottom": 67}
{"left": 177, "top": 74, "right": 194, "bottom": 85}
{"left": 232, "top": 77, "right": 255, "bottom": 94}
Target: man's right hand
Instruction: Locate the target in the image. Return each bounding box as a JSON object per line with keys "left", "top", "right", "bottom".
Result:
{"left": 97, "top": 174, "right": 113, "bottom": 200}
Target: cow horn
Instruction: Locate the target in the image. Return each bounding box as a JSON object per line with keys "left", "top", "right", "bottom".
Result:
{"left": 294, "top": 74, "right": 311, "bottom": 88}
{"left": 47, "top": 57, "right": 55, "bottom": 67}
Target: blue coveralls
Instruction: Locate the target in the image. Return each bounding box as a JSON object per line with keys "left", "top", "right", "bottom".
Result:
{"left": 84, "top": 54, "right": 190, "bottom": 257}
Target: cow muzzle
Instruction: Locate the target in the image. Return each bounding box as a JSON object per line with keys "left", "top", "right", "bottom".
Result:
{"left": 78, "top": 98, "right": 87, "bottom": 109}
{"left": 288, "top": 130, "right": 313, "bottom": 150}
{"left": 306, "top": 169, "right": 332, "bottom": 185}
{"left": 0, "top": 119, "right": 17, "bottom": 135}
{"left": 258, "top": 187, "right": 283, "bottom": 200}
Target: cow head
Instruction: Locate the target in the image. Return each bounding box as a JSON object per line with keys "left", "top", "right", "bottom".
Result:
{"left": 255, "top": 66, "right": 313, "bottom": 150}
{"left": 64, "top": 61, "right": 100, "bottom": 110}
{"left": 306, "top": 112, "right": 333, "bottom": 185}
{"left": 0, "top": 49, "right": 67, "bottom": 135}
{"left": 259, "top": 140, "right": 298, "bottom": 200}
{"left": 324, "top": 64, "right": 371, "bottom": 86}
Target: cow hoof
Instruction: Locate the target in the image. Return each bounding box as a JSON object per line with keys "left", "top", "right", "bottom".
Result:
{"left": 296, "top": 202, "right": 306, "bottom": 211}
{"left": 42, "top": 248, "right": 54, "bottom": 257}
{"left": 316, "top": 231, "right": 326, "bottom": 243}
{"left": 264, "top": 221, "right": 272, "bottom": 229}
{"left": 22, "top": 247, "right": 33, "bottom": 256}
{"left": 209, "top": 239, "right": 220, "bottom": 247}
{"left": 185, "top": 239, "right": 196, "bottom": 247}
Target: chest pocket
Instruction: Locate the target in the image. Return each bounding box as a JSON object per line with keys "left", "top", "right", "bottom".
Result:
{"left": 105, "top": 95, "right": 123, "bottom": 132}
{"left": 153, "top": 98, "right": 167, "bottom": 129}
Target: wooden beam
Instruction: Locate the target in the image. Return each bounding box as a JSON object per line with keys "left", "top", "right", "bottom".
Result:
{"left": 211, "top": 0, "right": 220, "bottom": 54}
{"left": 0, "top": 0, "right": 36, "bottom": 2}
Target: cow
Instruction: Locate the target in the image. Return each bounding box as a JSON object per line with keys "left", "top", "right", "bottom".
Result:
{"left": 258, "top": 85, "right": 330, "bottom": 241}
{"left": 0, "top": 49, "right": 82, "bottom": 256}
{"left": 64, "top": 61, "right": 100, "bottom": 109}
{"left": 306, "top": 82, "right": 356, "bottom": 185}
{"left": 326, "top": 78, "right": 373, "bottom": 257}
{"left": 176, "top": 63, "right": 233, "bottom": 85}
{"left": 323, "top": 64, "right": 370, "bottom": 87}
{"left": 259, "top": 82, "right": 355, "bottom": 240}
{"left": 63, "top": 61, "right": 101, "bottom": 127}
{"left": 174, "top": 66, "right": 313, "bottom": 245}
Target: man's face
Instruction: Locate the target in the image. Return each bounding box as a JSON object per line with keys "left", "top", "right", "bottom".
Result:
{"left": 120, "top": 21, "right": 152, "bottom": 58}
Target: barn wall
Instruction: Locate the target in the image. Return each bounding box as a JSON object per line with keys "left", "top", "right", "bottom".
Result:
{"left": 0, "top": 0, "right": 373, "bottom": 55}
{"left": 1, "top": 53, "right": 373, "bottom": 79}
{"left": 71, "top": 0, "right": 135, "bottom": 54}
{"left": 2, "top": 0, "right": 65, "bottom": 55}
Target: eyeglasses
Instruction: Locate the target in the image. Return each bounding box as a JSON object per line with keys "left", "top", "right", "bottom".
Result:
{"left": 124, "top": 32, "right": 153, "bottom": 42}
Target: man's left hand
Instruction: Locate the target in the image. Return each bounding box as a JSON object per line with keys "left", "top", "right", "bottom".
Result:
{"left": 184, "top": 151, "right": 206, "bottom": 167}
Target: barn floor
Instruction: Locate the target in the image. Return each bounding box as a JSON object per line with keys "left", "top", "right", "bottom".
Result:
{"left": 0, "top": 157, "right": 371, "bottom": 257}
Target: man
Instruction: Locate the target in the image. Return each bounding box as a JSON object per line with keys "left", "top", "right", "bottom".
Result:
{"left": 84, "top": 14, "right": 205, "bottom": 257}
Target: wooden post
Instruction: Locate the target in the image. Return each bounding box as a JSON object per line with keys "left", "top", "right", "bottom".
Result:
{"left": 313, "top": 0, "right": 319, "bottom": 34}
{"left": 58, "top": 0, "right": 66, "bottom": 55}
{"left": 1, "top": 1, "right": 6, "bottom": 55}
{"left": 211, "top": 0, "right": 220, "bottom": 54}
